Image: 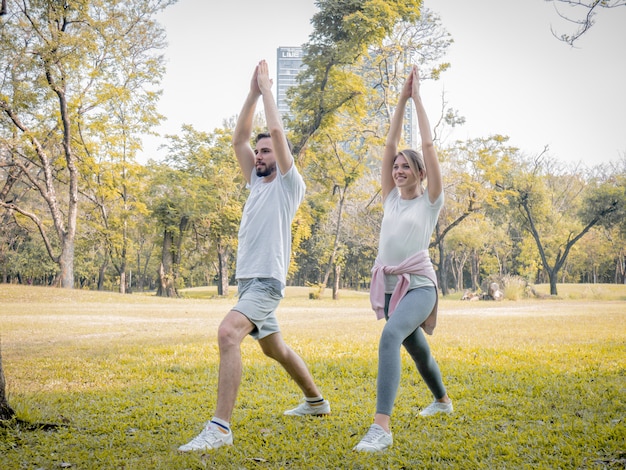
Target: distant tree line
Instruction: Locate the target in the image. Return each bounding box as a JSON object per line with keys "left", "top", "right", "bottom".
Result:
{"left": 1, "top": 0, "right": 624, "bottom": 298}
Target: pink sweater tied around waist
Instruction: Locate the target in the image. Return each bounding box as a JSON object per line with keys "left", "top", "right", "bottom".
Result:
{"left": 370, "top": 249, "right": 439, "bottom": 335}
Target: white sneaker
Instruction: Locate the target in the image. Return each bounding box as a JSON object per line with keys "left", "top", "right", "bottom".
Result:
{"left": 284, "top": 399, "right": 331, "bottom": 416}
{"left": 419, "top": 400, "right": 453, "bottom": 416}
{"left": 353, "top": 424, "right": 393, "bottom": 452}
{"left": 178, "top": 421, "right": 233, "bottom": 452}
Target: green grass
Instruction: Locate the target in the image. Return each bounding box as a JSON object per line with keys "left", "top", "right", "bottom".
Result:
{"left": 530, "top": 283, "right": 626, "bottom": 301}
{"left": 1, "top": 284, "right": 625, "bottom": 469}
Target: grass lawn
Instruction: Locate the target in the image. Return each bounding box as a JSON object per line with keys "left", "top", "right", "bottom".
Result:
{"left": 0, "top": 284, "right": 624, "bottom": 469}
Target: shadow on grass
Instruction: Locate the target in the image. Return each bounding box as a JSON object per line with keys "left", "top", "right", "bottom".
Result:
{"left": 1, "top": 417, "right": 66, "bottom": 431}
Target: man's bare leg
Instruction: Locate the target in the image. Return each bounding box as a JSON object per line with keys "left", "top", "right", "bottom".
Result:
{"left": 214, "top": 310, "right": 255, "bottom": 422}
{"left": 259, "top": 332, "right": 321, "bottom": 398}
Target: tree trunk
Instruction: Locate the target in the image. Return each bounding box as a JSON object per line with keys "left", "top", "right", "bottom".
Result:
{"left": 470, "top": 249, "right": 480, "bottom": 291}
{"left": 157, "top": 230, "right": 177, "bottom": 297}
{"left": 115, "top": 244, "right": 128, "bottom": 294}
{"left": 157, "top": 262, "right": 177, "bottom": 297}
{"left": 321, "top": 186, "right": 347, "bottom": 295}
{"left": 58, "top": 236, "right": 75, "bottom": 288}
{"left": 548, "top": 269, "right": 558, "bottom": 296}
{"left": 56, "top": 78, "right": 80, "bottom": 290}
{"left": 0, "top": 342, "right": 16, "bottom": 421}
{"left": 136, "top": 243, "right": 154, "bottom": 292}
{"left": 616, "top": 250, "right": 625, "bottom": 284}
{"left": 217, "top": 241, "right": 230, "bottom": 296}
{"left": 455, "top": 266, "right": 462, "bottom": 292}
{"left": 452, "top": 252, "right": 469, "bottom": 292}
{"left": 437, "top": 241, "right": 449, "bottom": 296}
{"left": 97, "top": 254, "right": 109, "bottom": 291}
{"left": 119, "top": 271, "right": 127, "bottom": 295}
{"left": 332, "top": 264, "right": 341, "bottom": 300}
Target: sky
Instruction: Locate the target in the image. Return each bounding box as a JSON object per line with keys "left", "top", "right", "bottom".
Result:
{"left": 142, "top": 0, "right": 626, "bottom": 167}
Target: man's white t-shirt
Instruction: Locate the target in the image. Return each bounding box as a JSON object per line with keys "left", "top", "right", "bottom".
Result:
{"left": 378, "top": 188, "right": 443, "bottom": 293}
{"left": 235, "top": 164, "right": 305, "bottom": 286}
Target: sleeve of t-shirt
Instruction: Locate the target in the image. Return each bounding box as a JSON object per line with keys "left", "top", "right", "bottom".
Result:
{"left": 280, "top": 163, "right": 306, "bottom": 203}
{"left": 383, "top": 188, "right": 399, "bottom": 211}
{"left": 247, "top": 169, "right": 258, "bottom": 189}
{"left": 427, "top": 188, "right": 444, "bottom": 210}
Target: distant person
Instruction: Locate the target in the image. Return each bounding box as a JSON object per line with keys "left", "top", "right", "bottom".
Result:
{"left": 178, "top": 60, "right": 330, "bottom": 453}
{"left": 353, "top": 65, "right": 452, "bottom": 453}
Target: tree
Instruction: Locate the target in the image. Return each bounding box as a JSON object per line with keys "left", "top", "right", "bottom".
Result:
{"left": 201, "top": 126, "right": 247, "bottom": 295}
{"left": 610, "top": 226, "right": 626, "bottom": 284}
{"left": 288, "top": 2, "right": 451, "bottom": 297}
{"left": 444, "top": 217, "right": 508, "bottom": 292}
{"left": 340, "top": 171, "right": 381, "bottom": 290}
{"left": 149, "top": 163, "right": 196, "bottom": 298}
{"left": 564, "top": 226, "right": 615, "bottom": 283}
{"left": 80, "top": 159, "right": 151, "bottom": 292}
{"left": 299, "top": 118, "right": 373, "bottom": 298}
{"left": 153, "top": 124, "right": 246, "bottom": 297}
{"left": 578, "top": 158, "right": 626, "bottom": 283}
{"left": 288, "top": 0, "right": 424, "bottom": 156}
{"left": 432, "top": 136, "right": 516, "bottom": 295}
{"left": 131, "top": 200, "right": 161, "bottom": 292}
{"left": 178, "top": 125, "right": 246, "bottom": 295}
{"left": 546, "top": 0, "right": 626, "bottom": 45}
{"left": 0, "top": 0, "right": 172, "bottom": 288}
{"left": 504, "top": 150, "right": 622, "bottom": 295}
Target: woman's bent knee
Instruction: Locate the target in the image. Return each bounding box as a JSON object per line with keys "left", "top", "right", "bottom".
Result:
{"left": 379, "top": 328, "right": 403, "bottom": 350}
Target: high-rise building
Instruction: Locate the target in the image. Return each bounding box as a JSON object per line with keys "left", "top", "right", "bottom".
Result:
{"left": 403, "top": 100, "right": 417, "bottom": 150}
{"left": 276, "top": 46, "right": 415, "bottom": 147}
{"left": 276, "top": 47, "right": 304, "bottom": 121}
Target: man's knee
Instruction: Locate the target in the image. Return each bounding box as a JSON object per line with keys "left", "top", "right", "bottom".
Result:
{"left": 218, "top": 311, "right": 252, "bottom": 349}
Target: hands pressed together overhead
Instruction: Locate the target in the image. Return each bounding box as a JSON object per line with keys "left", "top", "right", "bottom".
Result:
{"left": 400, "top": 65, "right": 422, "bottom": 102}
{"left": 251, "top": 59, "right": 273, "bottom": 96}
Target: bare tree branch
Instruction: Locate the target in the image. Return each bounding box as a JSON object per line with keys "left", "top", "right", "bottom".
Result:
{"left": 546, "top": 0, "right": 626, "bottom": 45}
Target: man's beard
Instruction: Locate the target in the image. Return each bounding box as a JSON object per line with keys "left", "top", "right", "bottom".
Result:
{"left": 256, "top": 163, "right": 276, "bottom": 177}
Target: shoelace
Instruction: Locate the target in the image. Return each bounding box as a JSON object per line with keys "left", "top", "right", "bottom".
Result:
{"left": 193, "top": 426, "right": 224, "bottom": 446}
{"left": 361, "top": 426, "right": 386, "bottom": 443}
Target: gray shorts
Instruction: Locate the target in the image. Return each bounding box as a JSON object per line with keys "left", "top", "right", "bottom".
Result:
{"left": 232, "top": 278, "right": 283, "bottom": 340}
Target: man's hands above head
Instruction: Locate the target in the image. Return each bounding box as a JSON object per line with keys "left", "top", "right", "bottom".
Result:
{"left": 256, "top": 59, "right": 273, "bottom": 95}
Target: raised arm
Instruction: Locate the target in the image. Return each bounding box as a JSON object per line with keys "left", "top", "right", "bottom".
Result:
{"left": 233, "top": 64, "right": 262, "bottom": 184}
{"left": 257, "top": 60, "right": 293, "bottom": 175}
{"left": 381, "top": 70, "right": 413, "bottom": 200}
{"left": 412, "top": 65, "right": 442, "bottom": 203}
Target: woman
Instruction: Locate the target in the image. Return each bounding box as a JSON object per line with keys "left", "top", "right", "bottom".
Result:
{"left": 354, "top": 65, "right": 452, "bottom": 453}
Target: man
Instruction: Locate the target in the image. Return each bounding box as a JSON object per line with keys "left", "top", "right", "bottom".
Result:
{"left": 178, "top": 60, "right": 330, "bottom": 452}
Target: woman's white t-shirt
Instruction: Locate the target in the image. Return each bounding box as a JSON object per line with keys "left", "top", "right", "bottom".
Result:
{"left": 378, "top": 188, "right": 443, "bottom": 293}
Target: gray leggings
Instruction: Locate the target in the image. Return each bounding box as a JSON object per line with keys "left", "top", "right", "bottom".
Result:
{"left": 376, "top": 286, "right": 447, "bottom": 416}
